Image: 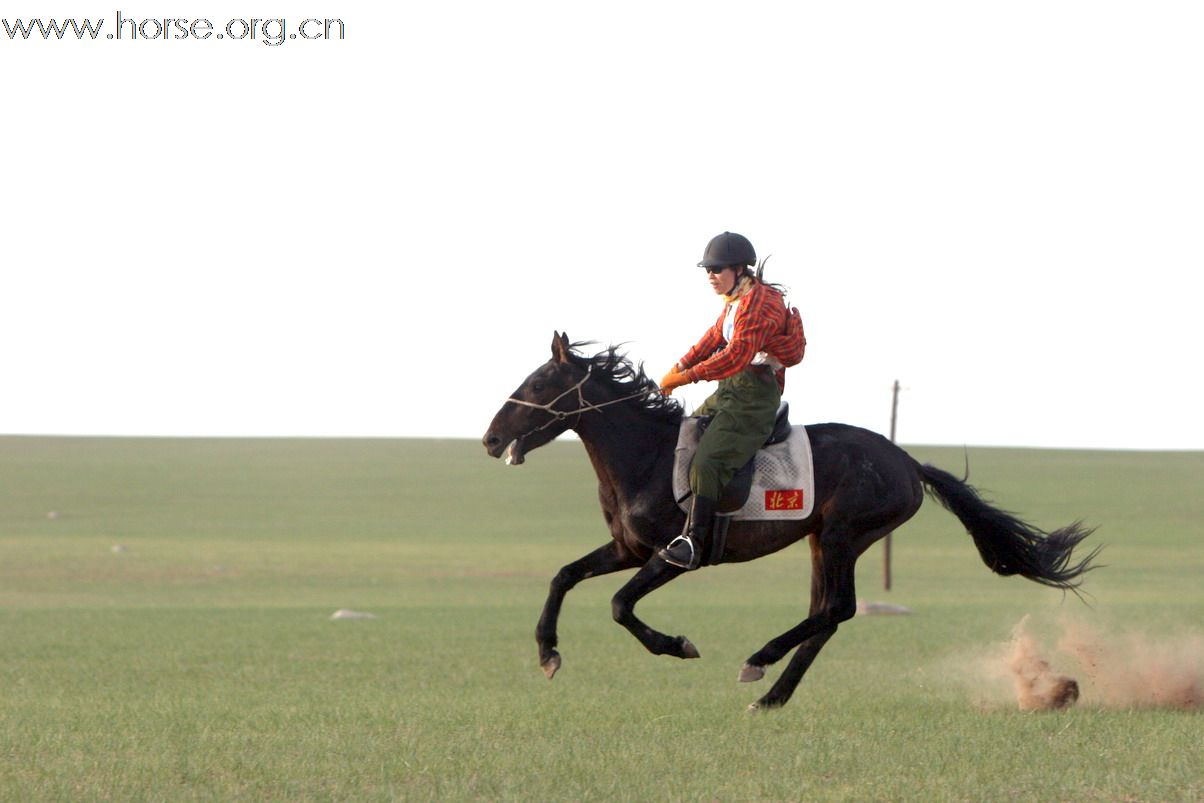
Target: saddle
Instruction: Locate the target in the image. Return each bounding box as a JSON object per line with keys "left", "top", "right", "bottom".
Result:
{"left": 674, "top": 404, "right": 813, "bottom": 517}
{"left": 692, "top": 402, "right": 794, "bottom": 512}
{"left": 670, "top": 403, "right": 815, "bottom": 566}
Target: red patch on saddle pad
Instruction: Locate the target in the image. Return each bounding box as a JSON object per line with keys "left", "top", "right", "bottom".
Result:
{"left": 765, "top": 490, "right": 804, "bottom": 511}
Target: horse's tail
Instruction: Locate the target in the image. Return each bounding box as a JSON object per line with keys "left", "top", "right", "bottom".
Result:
{"left": 917, "top": 462, "right": 1100, "bottom": 592}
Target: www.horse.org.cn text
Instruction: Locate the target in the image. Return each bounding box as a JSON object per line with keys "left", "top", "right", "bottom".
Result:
{"left": 2, "top": 12, "right": 345, "bottom": 46}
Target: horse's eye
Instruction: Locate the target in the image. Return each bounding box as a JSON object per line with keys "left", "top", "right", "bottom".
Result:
{"left": 532, "top": 382, "right": 545, "bottom": 393}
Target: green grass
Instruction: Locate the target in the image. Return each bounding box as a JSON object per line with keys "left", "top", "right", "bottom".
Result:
{"left": 1, "top": 436, "right": 1201, "bottom": 801}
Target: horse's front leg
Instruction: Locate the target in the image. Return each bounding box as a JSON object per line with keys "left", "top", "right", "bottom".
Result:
{"left": 537, "top": 542, "right": 641, "bottom": 679}
{"left": 610, "top": 558, "right": 700, "bottom": 659}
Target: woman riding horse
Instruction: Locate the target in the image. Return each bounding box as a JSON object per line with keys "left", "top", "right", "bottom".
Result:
{"left": 659, "top": 232, "right": 806, "bottom": 569}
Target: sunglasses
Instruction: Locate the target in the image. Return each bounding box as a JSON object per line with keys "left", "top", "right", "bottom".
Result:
{"left": 702, "top": 264, "right": 732, "bottom": 275}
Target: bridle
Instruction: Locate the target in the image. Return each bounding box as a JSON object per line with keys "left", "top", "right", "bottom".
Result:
{"left": 505, "top": 365, "right": 652, "bottom": 439}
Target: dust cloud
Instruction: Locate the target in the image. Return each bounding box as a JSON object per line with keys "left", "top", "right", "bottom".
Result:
{"left": 1009, "top": 616, "right": 1080, "bottom": 711}
{"left": 950, "top": 614, "right": 1203, "bottom": 711}
{"left": 1055, "top": 617, "right": 1202, "bottom": 710}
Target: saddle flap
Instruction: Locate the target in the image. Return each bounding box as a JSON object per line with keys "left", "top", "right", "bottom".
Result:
{"left": 718, "top": 459, "right": 756, "bottom": 513}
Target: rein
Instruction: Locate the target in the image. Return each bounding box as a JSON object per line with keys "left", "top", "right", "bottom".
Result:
{"left": 506, "top": 366, "right": 652, "bottom": 438}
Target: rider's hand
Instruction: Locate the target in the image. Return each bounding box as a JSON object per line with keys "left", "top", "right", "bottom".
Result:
{"left": 660, "top": 366, "right": 690, "bottom": 396}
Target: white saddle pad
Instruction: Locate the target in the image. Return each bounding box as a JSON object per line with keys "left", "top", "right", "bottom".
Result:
{"left": 672, "top": 418, "right": 815, "bottom": 520}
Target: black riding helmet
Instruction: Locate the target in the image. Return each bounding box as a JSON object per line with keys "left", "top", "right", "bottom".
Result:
{"left": 697, "top": 231, "right": 756, "bottom": 269}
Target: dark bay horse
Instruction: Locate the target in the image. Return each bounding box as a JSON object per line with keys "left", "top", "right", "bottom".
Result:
{"left": 482, "top": 333, "right": 1099, "bottom": 709}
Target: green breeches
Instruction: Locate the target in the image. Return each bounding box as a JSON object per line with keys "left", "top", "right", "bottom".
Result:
{"left": 688, "top": 366, "right": 782, "bottom": 501}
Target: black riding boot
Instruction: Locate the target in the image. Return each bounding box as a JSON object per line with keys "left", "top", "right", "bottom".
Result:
{"left": 658, "top": 496, "right": 717, "bottom": 570}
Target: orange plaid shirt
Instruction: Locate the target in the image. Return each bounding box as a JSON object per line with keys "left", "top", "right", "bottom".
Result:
{"left": 679, "top": 281, "right": 804, "bottom": 391}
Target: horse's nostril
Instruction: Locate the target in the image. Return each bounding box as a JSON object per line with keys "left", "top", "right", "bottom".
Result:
{"left": 485, "top": 434, "right": 500, "bottom": 448}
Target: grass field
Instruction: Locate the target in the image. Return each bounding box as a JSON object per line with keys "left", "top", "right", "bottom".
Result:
{"left": 1, "top": 436, "right": 1201, "bottom": 801}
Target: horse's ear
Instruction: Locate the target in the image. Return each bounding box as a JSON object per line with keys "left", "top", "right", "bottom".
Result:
{"left": 551, "top": 331, "right": 571, "bottom": 363}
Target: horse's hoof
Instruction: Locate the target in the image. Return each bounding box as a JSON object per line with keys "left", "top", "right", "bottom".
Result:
{"left": 679, "top": 636, "right": 701, "bottom": 660}
{"left": 739, "top": 663, "right": 765, "bottom": 683}
{"left": 747, "top": 701, "right": 762, "bottom": 712}
{"left": 540, "top": 652, "right": 561, "bottom": 680}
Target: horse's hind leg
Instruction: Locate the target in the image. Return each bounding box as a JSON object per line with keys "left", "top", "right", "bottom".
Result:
{"left": 610, "top": 558, "right": 699, "bottom": 659}
{"left": 750, "top": 628, "right": 841, "bottom": 710}
{"left": 742, "top": 533, "right": 860, "bottom": 709}
{"left": 537, "top": 542, "right": 641, "bottom": 679}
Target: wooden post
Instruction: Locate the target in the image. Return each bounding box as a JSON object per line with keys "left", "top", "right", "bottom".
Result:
{"left": 889, "top": 379, "right": 900, "bottom": 443}
{"left": 884, "top": 380, "right": 900, "bottom": 591}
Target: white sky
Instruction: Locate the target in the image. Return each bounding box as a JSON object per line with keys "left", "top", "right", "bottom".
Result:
{"left": 4, "top": 2, "right": 1202, "bottom": 449}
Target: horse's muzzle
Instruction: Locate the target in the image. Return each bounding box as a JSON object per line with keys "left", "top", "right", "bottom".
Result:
{"left": 483, "top": 431, "right": 526, "bottom": 464}
{"left": 482, "top": 431, "right": 506, "bottom": 458}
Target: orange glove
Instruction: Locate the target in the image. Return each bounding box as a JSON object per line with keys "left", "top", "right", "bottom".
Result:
{"left": 659, "top": 366, "right": 690, "bottom": 396}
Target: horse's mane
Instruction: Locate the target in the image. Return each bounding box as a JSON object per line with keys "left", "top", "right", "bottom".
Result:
{"left": 565, "top": 341, "right": 684, "bottom": 426}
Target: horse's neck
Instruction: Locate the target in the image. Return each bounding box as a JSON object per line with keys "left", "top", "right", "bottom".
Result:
{"left": 575, "top": 406, "right": 677, "bottom": 503}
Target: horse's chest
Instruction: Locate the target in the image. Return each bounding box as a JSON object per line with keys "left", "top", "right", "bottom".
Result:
{"left": 599, "top": 490, "right": 669, "bottom": 548}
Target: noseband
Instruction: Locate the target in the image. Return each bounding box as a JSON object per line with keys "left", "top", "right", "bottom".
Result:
{"left": 505, "top": 366, "right": 651, "bottom": 439}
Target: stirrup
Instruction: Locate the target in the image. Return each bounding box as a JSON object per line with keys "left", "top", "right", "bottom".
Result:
{"left": 658, "top": 534, "right": 700, "bottom": 570}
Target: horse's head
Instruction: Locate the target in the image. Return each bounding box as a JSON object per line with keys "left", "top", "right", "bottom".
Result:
{"left": 482, "top": 331, "right": 590, "bottom": 465}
